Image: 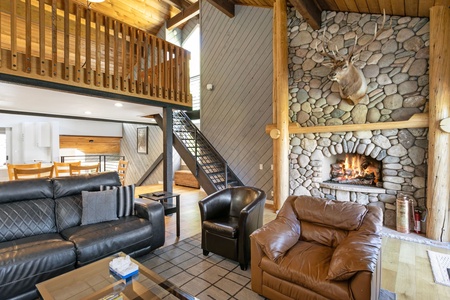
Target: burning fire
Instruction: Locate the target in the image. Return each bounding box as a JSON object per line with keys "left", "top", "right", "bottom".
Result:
{"left": 330, "top": 154, "right": 381, "bottom": 186}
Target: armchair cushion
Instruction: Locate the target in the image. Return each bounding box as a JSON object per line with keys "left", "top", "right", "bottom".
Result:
{"left": 203, "top": 216, "right": 239, "bottom": 238}
{"left": 251, "top": 217, "right": 300, "bottom": 262}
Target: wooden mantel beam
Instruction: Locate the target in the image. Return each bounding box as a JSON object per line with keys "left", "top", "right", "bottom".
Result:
{"left": 288, "top": 0, "right": 322, "bottom": 30}
{"left": 206, "top": 0, "right": 235, "bottom": 18}
{"left": 166, "top": 2, "right": 200, "bottom": 30}
{"left": 265, "top": 113, "right": 429, "bottom": 135}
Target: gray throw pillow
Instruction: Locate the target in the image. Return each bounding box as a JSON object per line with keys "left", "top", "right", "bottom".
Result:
{"left": 81, "top": 189, "right": 118, "bottom": 225}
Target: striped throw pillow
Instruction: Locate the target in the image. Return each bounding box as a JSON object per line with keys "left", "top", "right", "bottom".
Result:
{"left": 100, "top": 184, "right": 135, "bottom": 217}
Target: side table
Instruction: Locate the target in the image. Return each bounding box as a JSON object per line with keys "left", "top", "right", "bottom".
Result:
{"left": 138, "top": 192, "right": 181, "bottom": 237}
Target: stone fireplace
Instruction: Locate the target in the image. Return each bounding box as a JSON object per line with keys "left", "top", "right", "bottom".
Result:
{"left": 287, "top": 10, "right": 429, "bottom": 226}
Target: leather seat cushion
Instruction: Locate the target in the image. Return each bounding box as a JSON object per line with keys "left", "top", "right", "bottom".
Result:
{"left": 0, "top": 233, "right": 76, "bottom": 299}
{"left": 203, "top": 216, "right": 239, "bottom": 238}
{"left": 260, "top": 241, "right": 350, "bottom": 300}
{"left": 61, "top": 216, "right": 153, "bottom": 266}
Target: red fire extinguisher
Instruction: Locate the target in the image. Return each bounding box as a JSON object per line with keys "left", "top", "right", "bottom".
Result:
{"left": 414, "top": 210, "right": 421, "bottom": 233}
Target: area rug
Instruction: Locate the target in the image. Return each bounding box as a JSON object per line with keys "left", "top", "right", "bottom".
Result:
{"left": 138, "top": 233, "right": 396, "bottom": 300}
{"left": 427, "top": 250, "right": 450, "bottom": 287}
{"left": 381, "top": 226, "right": 450, "bottom": 250}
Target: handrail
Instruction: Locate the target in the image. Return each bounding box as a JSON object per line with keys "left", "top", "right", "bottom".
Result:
{"left": 0, "top": 0, "right": 192, "bottom": 107}
{"left": 61, "top": 155, "right": 124, "bottom": 172}
{"left": 175, "top": 110, "right": 243, "bottom": 188}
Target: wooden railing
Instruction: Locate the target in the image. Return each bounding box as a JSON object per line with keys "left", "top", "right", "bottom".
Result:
{"left": 0, "top": 0, "right": 192, "bottom": 108}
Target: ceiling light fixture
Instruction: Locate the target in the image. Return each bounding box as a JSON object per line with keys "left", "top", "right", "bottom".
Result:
{"left": 115, "top": 103, "right": 123, "bottom": 107}
{"left": 85, "top": 111, "right": 92, "bottom": 115}
{"left": 87, "top": 0, "right": 104, "bottom": 9}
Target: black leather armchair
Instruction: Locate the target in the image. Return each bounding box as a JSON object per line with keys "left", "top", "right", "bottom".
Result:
{"left": 198, "top": 186, "right": 266, "bottom": 270}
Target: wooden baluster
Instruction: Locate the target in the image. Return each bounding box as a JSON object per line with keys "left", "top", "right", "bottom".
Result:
{"left": 151, "top": 36, "right": 156, "bottom": 96}
{"left": 85, "top": 9, "right": 92, "bottom": 85}
{"left": 63, "top": 0, "right": 70, "bottom": 80}
{"left": 39, "top": 0, "right": 45, "bottom": 75}
{"left": 175, "top": 47, "right": 181, "bottom": 101}
{"left": 129, "top": 27, "right": 136, "bottom": 93}
{"left": 10, "top": 0, "right": 17, "bottom": 71}
{"left": 136, "top": 30, "right": 142, "bottom": 94}
{"left": 121, "top": 23, "right": 127, "bottom": 92}
{"left": 113, "top": 20, "right": 119, "bottom": 89}
{"left": 143, "top": 34, "right": 149, "bottom": 95}
{"left": 169, "top": 44, "right": 174, "bottom": 100}
{"left": 95, "top": 12, "right": 101, "bottom": 87}
{"left": 180, "top": 50, "right": 185, "bottom": 102}
{"left": 185, "top": 52, "right": 191, "bottom": 103}
{"left": 157, "top": 38, "right": 162, "bottom": 98}
{"left": 25, "top": 0, "right": 31, "bottom": 73}
{"left": 51, "top": 0, "right": 57, "bottom": 77}
{"left": 74, "top": 5, "right": 81, "bottom": 83}
{"left": 163, "top": 41, "right": 168, "bottom": 99}
{"left": 104, "top": 16, "right": 110, "bottom": 88}
{"left": 0, "top": 0, "right": 2, "bottom": 68}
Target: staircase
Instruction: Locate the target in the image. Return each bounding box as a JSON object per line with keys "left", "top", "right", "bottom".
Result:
{"left": 154, "top": 111, "right": 243, "bottom": 195}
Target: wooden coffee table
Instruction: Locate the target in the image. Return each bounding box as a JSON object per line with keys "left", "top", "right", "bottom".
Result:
{"left": 36, "top": 252, "right": 196, "bottom": 300}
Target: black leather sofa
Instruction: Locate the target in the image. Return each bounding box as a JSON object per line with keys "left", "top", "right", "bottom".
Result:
{"left": 0, "top": 172, "right": 165, "bottom": 300}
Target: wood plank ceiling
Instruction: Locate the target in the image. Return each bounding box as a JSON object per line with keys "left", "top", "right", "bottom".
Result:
{"left": 68, "top": 0, "right": 446, "bottom": 37}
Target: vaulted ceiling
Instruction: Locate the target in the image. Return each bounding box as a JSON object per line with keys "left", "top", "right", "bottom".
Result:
{"left": 78, "top": 0, "right": 446, "bottom": 36}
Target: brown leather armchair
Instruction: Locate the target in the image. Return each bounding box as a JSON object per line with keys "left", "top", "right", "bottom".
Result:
{"left": 198, "top": 186, "right": 266, "bottom": 270}
{"left": 250, "top": 195, "right": 383, "bottom": 300}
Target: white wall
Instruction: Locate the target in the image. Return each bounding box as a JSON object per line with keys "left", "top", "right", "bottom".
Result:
{"left": 0, "top": 113, "right": 122, "bottom": 164}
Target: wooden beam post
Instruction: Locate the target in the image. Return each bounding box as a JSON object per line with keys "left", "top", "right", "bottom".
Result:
{"left": 426, "top": 5, "right": 450, "bottom": 242}
{"left": 272, "top": 0, "right": 289, "bottom": 210}
{"left": 167, "top": 2, "right": 200, "bottom": 31}
{"left": 288, "top": 0, "right": 322, "bottom": 30}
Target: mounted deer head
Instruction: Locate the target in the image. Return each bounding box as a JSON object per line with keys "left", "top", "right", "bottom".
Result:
{"left": 317, "top": 13, "right": 391, "bottom": 105}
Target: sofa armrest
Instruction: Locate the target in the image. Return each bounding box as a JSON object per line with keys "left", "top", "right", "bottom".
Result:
{"left": 250, "top": 217, "right": 300, "bottom": 262}
{"left": 134, "top": 199, "right": 165, "bottom": 248}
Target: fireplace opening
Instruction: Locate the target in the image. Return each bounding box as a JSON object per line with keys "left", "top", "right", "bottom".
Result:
{"left": 324, "top": 154, "right": 382, "bottom": 187}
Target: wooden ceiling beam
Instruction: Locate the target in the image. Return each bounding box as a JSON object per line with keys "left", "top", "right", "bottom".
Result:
{"left": 289, "top": 0, "right": 322, "bottom": 30}
{"left": 206, "top": 0, "right": 235, "bottom": 18}
{"left": 161, "top": 0, "right": 183, "bottom": 11}
{"left": 166, "top": 1, "right": 200, "bottom": 30}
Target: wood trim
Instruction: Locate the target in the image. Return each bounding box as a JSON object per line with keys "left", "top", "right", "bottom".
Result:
{"left": 288, "top": 0, "right": 322, "bottom": 30}
{"left": 205, "top": 0, "right": 235, "bottom": 18}
{"left": 167, "top": 2, "right": 201, "bottom": 30}
{"left": 266, "top": 113, "right": 429, "bottom": 134}
{"left": 59, "top": 135, "right": 121, "bottom": 154}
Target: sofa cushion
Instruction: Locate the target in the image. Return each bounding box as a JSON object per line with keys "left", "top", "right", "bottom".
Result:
{"left": 260, "top": 241, "right": 351, "bottom": 300}
{"left": 55, "top": 195, "right": 82, "bottom": 232}
{"left": 203, "top": 216, "right": 239, "bottom": 238}
{"left": 100, "top": 184, "right": 135, "bottom": 217}
{"left": 61, "top": 216, "right": 153, "bottom": 266}
{"left": 81, "top": 190, "right": 118, "bottom": 225}
{"left": 294, "top": 196, "right": 368, "bottom": 231}
{"left": 0, "top": 198, "right": 57, "bottom": 242}
{"left": 0, "top": 178, "right": 53, "bottom": 203}
{"left": 53, "top": 172, "right": 121, "bottom": 198}
{"left": 0, "top": 233, "right": 76, "bottom": 299}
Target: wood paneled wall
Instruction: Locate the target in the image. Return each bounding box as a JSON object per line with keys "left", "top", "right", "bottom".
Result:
{"left": 120, "top": 124, "right": 164, "bottom": 186}
{"left": 200, "top": 3, "right": 273, "bottom": 198}
{"left": 59, "top": 135, "right": 121, "bottom": 154}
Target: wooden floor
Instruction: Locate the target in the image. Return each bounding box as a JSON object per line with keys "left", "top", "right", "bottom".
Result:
{"left": 135, "top": 184, "right": 450, "bottom": 300}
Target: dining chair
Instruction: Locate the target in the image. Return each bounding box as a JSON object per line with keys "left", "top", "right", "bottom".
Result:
{"left": 53, "top": 161, "right": 81, "bottom": 177}
{"left": 117, "top": 159, "right": 129, "bottom": 185}
{"left": 69, "top": 163, "right": 100, "bottom": 175}
{"left": 7, "top": 162, "right": 42, "bottom": 180}
{"left": 14, "top": 166, "right": 54, "bottom": 180}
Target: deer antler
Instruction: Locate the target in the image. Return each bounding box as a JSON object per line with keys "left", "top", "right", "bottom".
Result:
{"left": 316, "top": 29, "right": 345, "bottom": 62}
{"left": 348, "top": 11, "right": 391, "bottom": 59}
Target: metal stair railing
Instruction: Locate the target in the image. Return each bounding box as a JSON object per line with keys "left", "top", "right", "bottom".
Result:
{"left": 173, "top": 110, "right": 243, "bottom": 191}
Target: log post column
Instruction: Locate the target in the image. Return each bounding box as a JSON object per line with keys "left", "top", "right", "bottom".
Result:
{"left": 271, "top": 0, "right": 289, "bottom": 210}
{"left": 426, "top": 5, "right": 450, "bottom": 242}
